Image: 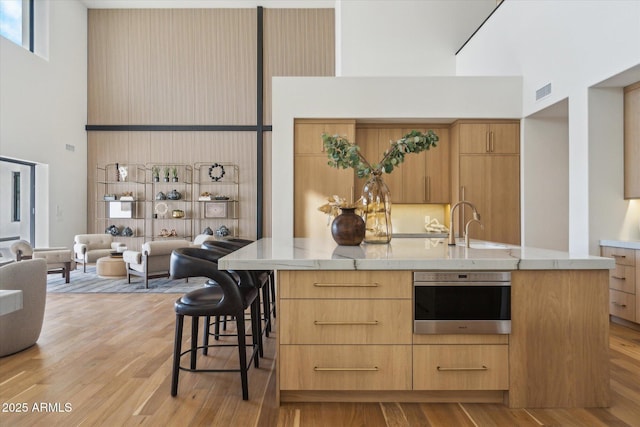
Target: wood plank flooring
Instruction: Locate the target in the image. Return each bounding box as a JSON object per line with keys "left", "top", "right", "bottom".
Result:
{"left": 1, "top": 293, "right": 639, "bottom": 426}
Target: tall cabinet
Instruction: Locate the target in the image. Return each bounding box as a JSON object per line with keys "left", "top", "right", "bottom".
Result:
{"left": 294, "top": 119, "right": 356, "bottom": 238}
{"left": 452, "top": 121, "right": 520, "bottom": 245}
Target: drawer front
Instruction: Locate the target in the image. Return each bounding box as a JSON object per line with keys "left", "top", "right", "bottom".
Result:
{"left": 280, "top": 345, "right": 412, "bottom": 390}
{"left": 601, "top": 246, "right": 636, "bottom": 267}
{"left": 609, "top": 289, "right": 636, "bottom": 322}
{"left": 280, "top": 299, "right": 412, "bottom": 344}
{"left": 279, "top": 270, "right": 412, "bottom": 299}
{"left": 609, "top": 264, "right": 636, "bottom": 294}
{"left": 413, "top": 345, "right": 509, "bottom": 390}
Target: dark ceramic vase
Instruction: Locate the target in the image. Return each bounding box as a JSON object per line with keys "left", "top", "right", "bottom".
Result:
{"left": 331, "top": 207, "right": 365, "bottom": 246}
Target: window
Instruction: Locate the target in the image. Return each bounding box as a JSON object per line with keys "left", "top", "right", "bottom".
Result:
{"left": 12, "top": 171, "right": 20, "bottom": 222}
{"left": 0, "top": 0, "right": 33, "bottom": 52}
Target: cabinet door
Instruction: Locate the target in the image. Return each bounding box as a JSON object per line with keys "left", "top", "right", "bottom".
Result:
{"left": 458, "top": 123, "right": 519, "bottom": 154}
{"left": 459, "top": 155, "right": 520, "bottom": 245}
{"left": 294, "top": 120, "right": 356, "bottom": 238}
{"left": 624, "top": 83, "right": 640, "bottom": 198}
{"left": 378, "top": 128, "right": 405, "bottom": 203}
{"left": 294, "top": 120, "right": 355, "bottom": 155}
{"left": 294, "top": 156, "right": 354, "bottom": 238}
{"left": 402, "top": 127, "right": 449, "bottom": 203}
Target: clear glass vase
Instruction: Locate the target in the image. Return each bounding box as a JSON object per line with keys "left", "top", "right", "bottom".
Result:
{"left": 361, "top": 171, "right": 392, "bottom": 244}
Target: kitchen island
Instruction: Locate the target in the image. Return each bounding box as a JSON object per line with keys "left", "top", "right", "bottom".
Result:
{"left": 219, "top": 237, "right": 614, "bottom": 409}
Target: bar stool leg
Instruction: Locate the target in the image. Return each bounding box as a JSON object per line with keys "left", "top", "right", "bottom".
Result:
{"left": 235, "top": 312, "right": 249, "bottom": 401}
{"left": 171, "top": 313, "right": 184, "bottom": 397}
{"left": 203, "top": 315, "right": 211, "bottom": 356}
{"left": 251, "top": 299, "right": 261, "bottom": 368}
{"left": 190, "top": 316, "right": 199, "bottom": 370}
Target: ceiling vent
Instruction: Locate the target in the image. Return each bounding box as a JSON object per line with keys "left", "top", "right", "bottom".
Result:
{"left": 536, "top": 83, "right": 552, "bottom": 100}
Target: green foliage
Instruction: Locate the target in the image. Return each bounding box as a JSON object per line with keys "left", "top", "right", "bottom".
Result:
{"left": 322, "top": 129, "right": 439, "bottom": 179}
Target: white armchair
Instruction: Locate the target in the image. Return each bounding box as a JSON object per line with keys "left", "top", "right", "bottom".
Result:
{"left": 10, "top": 240, "right": 76, "bottom": 283}
{"left": 123, "top": 239, "right": 191, "bottom": 288}
{"left": 73, "top": 234, "right": 125, "bottom": 272}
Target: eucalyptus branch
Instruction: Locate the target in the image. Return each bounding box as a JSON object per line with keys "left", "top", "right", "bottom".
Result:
{"left": 322, "top": 129, "right": 439, "bottom": 178}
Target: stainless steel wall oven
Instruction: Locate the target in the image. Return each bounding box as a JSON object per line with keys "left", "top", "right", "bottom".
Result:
{"left": 413, "top": 271, "right": 511, "bottom": 334}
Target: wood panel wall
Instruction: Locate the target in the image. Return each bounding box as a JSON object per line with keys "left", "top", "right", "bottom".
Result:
{"left": 87, "top": 8, "right": 335, "bottom": 240}
{"left": 263, "top": 8, "right": 335, "bottom": 124}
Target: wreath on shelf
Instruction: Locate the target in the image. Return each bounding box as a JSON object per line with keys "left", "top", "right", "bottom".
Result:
{"left": 208, "top": 163, "right": 226, "bottom": 182}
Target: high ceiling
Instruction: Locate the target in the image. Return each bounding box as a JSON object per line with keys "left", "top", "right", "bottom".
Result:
{"left": 81, "top": 0, "right": 335, "bottom": 9}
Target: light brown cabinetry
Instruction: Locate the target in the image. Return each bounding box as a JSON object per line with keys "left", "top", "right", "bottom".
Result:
{"left": 401, "top": 127, "right": 450, "bottom": 204}
{"left": 293, "top": 119, "right": 356, "bottom": 238}
{"left": 355, "top": 125, "right": 449, "bottom": 204}
{"left": 452, "top": 121, "right": 520, "bottom": 245}
{"left": 624, "top": 82, "right": 640, "bottom": 199}
{"left": 601, "top": 245, "right": 639, "bottom": 323}
{"left": 413, "top": 344, "right": 509, "bottom": 390}
{"left": 278, "top": 270, "right": 413, "bottom": 393}
{"left": 458, "top": 122, "right": 519, "bottom": 154}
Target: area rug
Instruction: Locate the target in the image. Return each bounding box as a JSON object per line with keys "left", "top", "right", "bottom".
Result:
{"left": 47, "top": 265, "right": 208, "bottom": 294}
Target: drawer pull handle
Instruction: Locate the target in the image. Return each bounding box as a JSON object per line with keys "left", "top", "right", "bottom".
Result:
{"left": 314, "top": 366, "right": 379, "bottom": 372}
{"left": 612, "top": 301, "right": 627, "bottom": 308}
{"left": 314, "top": 320, "right": 379, "bottom": 326}
{"left": 611, "top": 275, "right": 626, "bottom": 280}
{"left": 437, "top": 365, "right": 488, "bottom": 372}
{"left": 611, "top": 254, "right": 626, "bottom": 258}
{"left": 313, "top": 283, "right": 379, "bottom": 288}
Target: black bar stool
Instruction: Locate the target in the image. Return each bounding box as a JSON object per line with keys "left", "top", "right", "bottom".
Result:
{"left": 202, "top": 239, "right": 274, "bottom": 338}
{"left": 170, "top": 247, "right": 261, "bottom": 400}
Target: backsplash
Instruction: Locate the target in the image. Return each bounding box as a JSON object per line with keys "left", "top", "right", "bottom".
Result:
{"left": 392, "top": 204, "right": 449, "bottom": 234}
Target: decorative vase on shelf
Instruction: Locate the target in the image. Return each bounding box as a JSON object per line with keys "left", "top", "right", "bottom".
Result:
{"left": 331, "top": 207, "right": 365, "bottom": 246}
{"left": 362, "top": 171, "right": 392, "bottom": 244}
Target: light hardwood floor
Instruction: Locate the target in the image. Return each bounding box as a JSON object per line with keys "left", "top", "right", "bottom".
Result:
{"left": 1, "top": 293, "right": 639, "bottom": 426}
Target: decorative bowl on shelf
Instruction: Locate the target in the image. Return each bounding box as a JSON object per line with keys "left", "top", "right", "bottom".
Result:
{"left": 214, "top": 196, "right": 230, "bottom": 200}
{"left": 167, "top": 189, "right": 181, "bottom": 200}
{"left": 172, "top": 209, "right": 185, "bottom": 218}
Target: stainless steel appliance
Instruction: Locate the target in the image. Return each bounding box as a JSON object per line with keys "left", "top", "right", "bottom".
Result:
{"left": 413, "top": 271, "right": 511, "bottom": 334}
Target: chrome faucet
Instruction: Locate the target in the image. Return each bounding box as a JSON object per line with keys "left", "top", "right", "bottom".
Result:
{"left": 465, "top": 219, "right": 483, "bottom": 247}
{"left": 448, "top": 201, "right": 481, "bottom": 246}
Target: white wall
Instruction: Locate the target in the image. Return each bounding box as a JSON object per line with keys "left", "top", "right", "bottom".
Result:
{"left": 456, "top": 0, "right": 640, "bottom": 254}
{"left": 522, "top": 100, "right": 569, "bottom": 251}
{"left": 337, "top": 0, "right": 496, "bottom": 76}
{"left": 0, "top": 0, "right": 87, "bottom": 247}
{"left": 271, "top": 76, "right": 522, "bottom": 239}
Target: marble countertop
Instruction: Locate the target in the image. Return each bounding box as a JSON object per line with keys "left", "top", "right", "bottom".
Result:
{"left": 600, "top": 239, "right": 640, "bottom": 250}
{"left": 219, "top": 237, "right": 614, "bottom": 271}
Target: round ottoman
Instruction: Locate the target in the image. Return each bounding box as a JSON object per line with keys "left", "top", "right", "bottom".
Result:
{"left": 96, "top": 256, "right": 126, "bottom": 278}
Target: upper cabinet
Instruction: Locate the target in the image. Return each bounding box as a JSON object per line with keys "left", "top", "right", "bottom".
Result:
{"left": 458, "top": 122, "right": 519, "bottom": 154}
{"left": 354, "top": 125, "right": 450, "bottom": 204}
{"left": 294, "top": 119, "right": 356, "bottom": 238}
{"left": 625, "top": 82, "right": 640, "bottom": 199}
{"left": 401, "top": 127, "right": 450, "bottom": 204}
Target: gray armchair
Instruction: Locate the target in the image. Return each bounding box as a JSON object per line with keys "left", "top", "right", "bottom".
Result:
{"left": 123, "top": 239, "right": 191, "bottom": 288}
{"left": 10, "top": 240, "right": 75, "bottom": 283}
{"left": 73, "top": 234, "right": 125, "bottom": 272}
{"left": 0, "top": 259, "right": 47, "bottom": 357}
